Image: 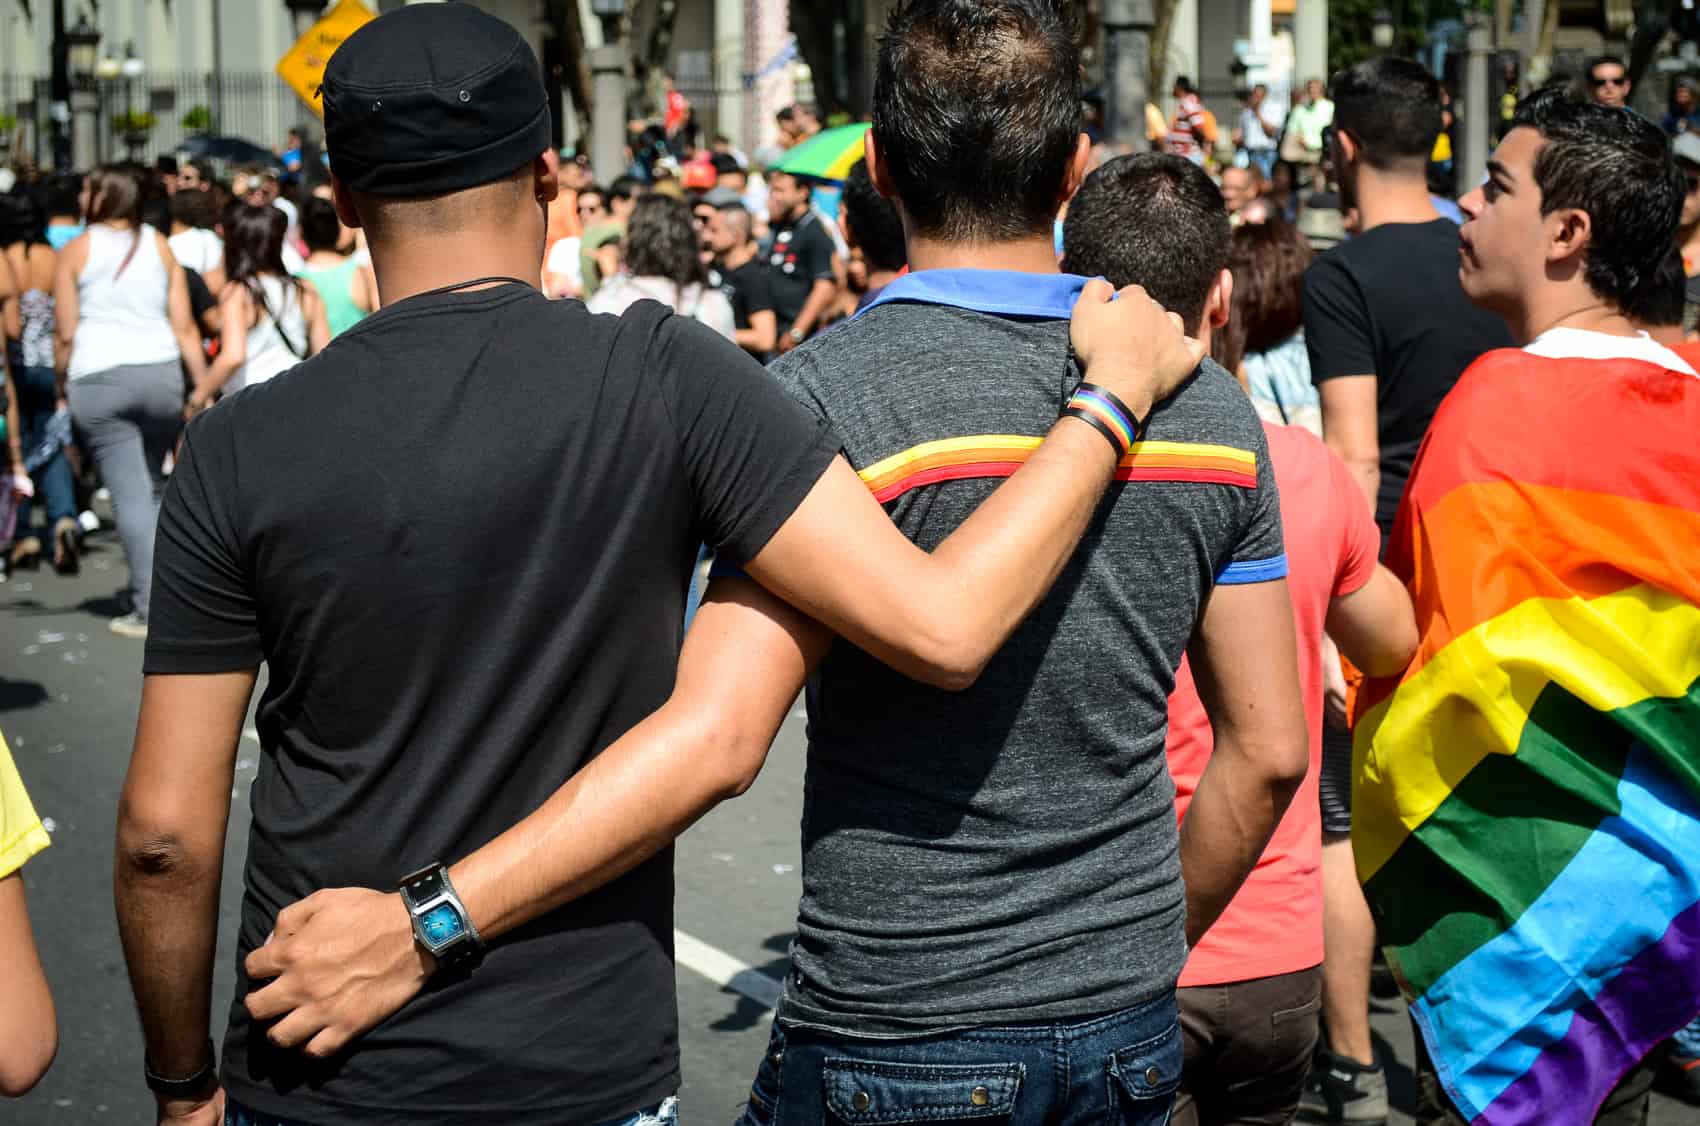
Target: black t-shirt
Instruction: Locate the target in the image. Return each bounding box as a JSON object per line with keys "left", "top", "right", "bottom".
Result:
{"left": 1302, "top": 218, "right": 1513, "bottom": 543}
{"left": 762, "top": 210, "right": 837, "bottom": 330}
{"left": 143, "top": 284, "right": 836, "bottom": 1125}
{"left": 709, "top": 255, "right": 776, "bottom": 331}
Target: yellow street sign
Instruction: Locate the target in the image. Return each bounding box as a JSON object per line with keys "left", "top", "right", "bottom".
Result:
{"left": 276, "top": 0, "right": 376, "bottom": 117}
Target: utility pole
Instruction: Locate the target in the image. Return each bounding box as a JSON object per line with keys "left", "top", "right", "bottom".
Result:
{"left": 589, "top": 0, "right": 629, "bottom": 184}
{"left": 50, "top": 0, "right": 71, "bottom": 172}
{"left": 1459, "top": 9, "right": 1492, "bottom": 198}
{"left": 211, "top": 0, "right": 225, "bottom": 134}
{"left": 1102, "top": 0, "right": 1156, "bottom": 149}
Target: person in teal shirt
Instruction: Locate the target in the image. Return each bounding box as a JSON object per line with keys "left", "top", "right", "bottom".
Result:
{"left": 295, "top": 197, "right": 377, "bottom": 337}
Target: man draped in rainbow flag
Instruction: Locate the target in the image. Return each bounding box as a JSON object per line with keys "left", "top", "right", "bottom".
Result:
{"left": 1353, "top": 89, "right": 1700, "bottom": 1125}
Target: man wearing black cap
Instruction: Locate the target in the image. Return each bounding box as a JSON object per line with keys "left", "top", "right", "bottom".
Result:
{"left": 111, "top": 6, "right": 1207, "bottom": 1126}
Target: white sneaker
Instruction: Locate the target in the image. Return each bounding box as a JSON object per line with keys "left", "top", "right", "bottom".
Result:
{"left": 109, "top": 613, "right": 148, "bottom": 639}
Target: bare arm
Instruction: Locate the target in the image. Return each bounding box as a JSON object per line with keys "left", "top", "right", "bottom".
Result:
{"left": 0, "top": 872, "right": 56, "bottom": 1096}
{"left": 1319, "top": 375, "right": 1380, "bottom": 511}
{"left": 357, "top": 264, "right": 379, "bottom": 314}
{"left": 737, "top": 308, "right": 778, "bottom": 356}
{"left": 195, "top": 287, "right": 251, "bottom": 409}
{"left": 0, "top": 252, "right": 18, "bottom": 341}
{"left": 1179, "top": 579, "right": 1309, "bottom": 945}
{"left": 301, "top": 281, "right": 331, "bottom": 355}
{"left": 788, "top": 274, "right": 839, "bottom": 342}
{"left": 115, "top": 669, "right": 256, "bottom": 1121}
{"left": 1326, "top": 563, "right": 1418, "bottom": 678}
{"left": 164, "top": 239, "right": 209, "bottom": 390}
{"left": 51, "top": 238, "right": 84, "bottom": 381}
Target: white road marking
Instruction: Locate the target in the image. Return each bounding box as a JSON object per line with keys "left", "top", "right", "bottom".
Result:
{"left": 674, "top": 929, "right": 784, "bottom": 1011}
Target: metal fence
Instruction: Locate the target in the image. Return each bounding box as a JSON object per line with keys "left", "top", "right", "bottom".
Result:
{"left": 3, "top": 70, "right": 304, "bottom": 172}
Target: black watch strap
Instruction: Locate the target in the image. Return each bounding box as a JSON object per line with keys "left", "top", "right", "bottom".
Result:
{"left": 144, "top": 1039, "right": 217, "bottom": 1098}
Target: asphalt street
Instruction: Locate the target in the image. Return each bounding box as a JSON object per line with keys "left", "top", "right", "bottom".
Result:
{"left": 1, "top": 528, "right": 1690, "bottom": 1124}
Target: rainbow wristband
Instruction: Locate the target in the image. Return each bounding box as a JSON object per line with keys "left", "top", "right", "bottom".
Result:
{"left": 1062, "top": 381, "right": 1144, "bottom": 458}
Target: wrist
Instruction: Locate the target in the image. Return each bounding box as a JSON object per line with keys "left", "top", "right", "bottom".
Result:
{"left": 145, "top": 1038, "right": 217, "bottom": 1099}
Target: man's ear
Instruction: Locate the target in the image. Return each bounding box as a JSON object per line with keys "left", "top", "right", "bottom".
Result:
{"left": 864, "top": 129, "right": 899, "bottom": 200}
{"left": 1208, "top": 267, "right": 1234, "bottom": 330}
{"left": 1335, "top": 130, "right": 1359, "bottom": 168}
{"left": 534, "top": 151, "right": 561, "bottom": 205}
{"left": 329, "top": 173, "right": 363, "bottom": 231}
{"left": 1059, "top": 133, "right": 1093, "bottom": 204}
{"left": 1546, "top": 207, "right": 1591, "bottom": 268}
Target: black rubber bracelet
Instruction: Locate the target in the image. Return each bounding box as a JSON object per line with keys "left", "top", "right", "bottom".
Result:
{"left": 144, "top": 1039, "right": 217, "bottom": 1098}
{"left": 1074, "top": 380, "right": 1148, "bottom": 440}
{"left": 1062, "top": 405, "right": 1131, "bottom": 458}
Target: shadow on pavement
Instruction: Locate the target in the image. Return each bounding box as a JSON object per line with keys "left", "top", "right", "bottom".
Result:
{"left": 0, "top": 676, "right": 48, "bottom": 713}
{"left": 710, "top": 933, "right": 792, "bottom": 1035}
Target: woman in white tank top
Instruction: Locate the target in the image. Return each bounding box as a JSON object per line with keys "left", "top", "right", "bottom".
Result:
{"left": 54, "top": 165, "right": 210, "bottom": 638}
{"left": 195, "top": 204, "right": 329, "bottom": 407}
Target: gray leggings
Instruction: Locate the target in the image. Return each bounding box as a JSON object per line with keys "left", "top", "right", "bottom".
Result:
{"left": 68, "top": 362, "right": 184, "bottom": 619}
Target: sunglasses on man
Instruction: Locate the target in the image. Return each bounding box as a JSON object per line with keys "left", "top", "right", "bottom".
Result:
{"left": 1591, "top": 75, "right": 1628, "bottom": 88}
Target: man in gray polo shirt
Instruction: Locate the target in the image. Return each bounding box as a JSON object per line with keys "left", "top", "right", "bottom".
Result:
{"left": 732, "top": 1, "right": 1308, "bottom": 1122}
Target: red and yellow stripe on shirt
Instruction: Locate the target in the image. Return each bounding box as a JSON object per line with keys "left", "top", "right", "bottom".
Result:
{"left": 859, "top": 435, "right": 1257, "bottom": 503}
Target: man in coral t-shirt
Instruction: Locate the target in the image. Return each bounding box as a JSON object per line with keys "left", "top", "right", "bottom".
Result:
{"left": 1063, "top": 150, "right": 1421, "bottom": 1126}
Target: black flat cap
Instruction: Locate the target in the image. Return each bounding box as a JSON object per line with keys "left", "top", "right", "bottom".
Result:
{"left": 322, "top": 3, "right": 550, "bottom": 197}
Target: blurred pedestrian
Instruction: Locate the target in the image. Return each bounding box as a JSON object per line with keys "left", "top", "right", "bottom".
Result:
{"left": 1675, "top": 134, "right": 1700, "bottom": 275}
{"left": 589, "top": 194, "right": 735, "bottom": 339}
{"left": 1220, "top": 219, "right": 1322, "bottom": 436}
{"left": 837, "top": 156, "right": 906, "bottom": 312}
{"left": 1282, "top": 78, "right": 1334, "bottom": 184}
{"left": 1299, "top": 58, "right": 1513, "bottom": 1125}
{"left": 54, "top": 164, "right": 209, "bottom": 638}
{"left": 1221, "top": 163, "right": 1264, "bottom": 221}
{"left": 1235, "top": 83, "right": 1280, "bottom": 177}
{"left": 166, "top": 188, "right": 225, "bottom": 294}
{"left": 1587, "top": 55, "right": 1632, "bottom": 108}
{"left": 705, "top": 197, "right": 778, "bottom": 358}
{"left": 1168, "top": 75, "right": 1216, "bottom": 165}
{"left": 1, "top": 191, "right": 76, "bottom": 575}
{"left": 579, "top": 175, "right": 638, "bottom": 300}
{"left": 1064, "top": 149, "right": 1418, "bottom": 1126}
{"left": 1666, "top": 77, "right": 1700, "bottom": 136}
{"left": 196, "top": 203, "right": 329, "bottom": 404}
{"left": 762, "top": 171, "right": 840, "bottom": 350}
{"left": 40, "top": 176, "right": 83, "bottom": 251}
{"left": 296, "top": 197, "right": 377, "bottom": 338}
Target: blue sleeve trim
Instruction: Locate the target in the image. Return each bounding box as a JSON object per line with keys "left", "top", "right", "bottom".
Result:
{"left": 1215, "top": 554, "right": 1289, "bottom": 584}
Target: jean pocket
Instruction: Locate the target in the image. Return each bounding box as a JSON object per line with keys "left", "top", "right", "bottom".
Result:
{"left": 822, "top": 1057, "right": 1023, "bottom": 1123}
{"left": 1107, "top": 1018, "right": 1183, "bottom": 1121}
{"left": 738, "top": 1024, "right": 787, "bottom": 1126}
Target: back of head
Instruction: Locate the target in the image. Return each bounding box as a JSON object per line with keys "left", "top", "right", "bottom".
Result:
{"left": 1218, "top": 219, "right": 1313, "bottom": 372}
{"left": 623, "top": 193, "right": 705, "bottom": 287}
{"left": 86, "top": 164, "right": 143, "bottom": 225}
{"left": 1331, "top": 57, "right": 1444, "bottom": 173}
{"left": 872, "top": 0, "right": 1081, "bottom": 242}
{"left": 223, "top": 202, "right": 290, "bottom": 286}
{"left": 1511, "top": 87, "right": 1681, "bottom": 314}
{"left": 169, "top": 187, "right": 220, "bottom": 231}
{"left": 0, "top": 190, "right": 46, "bottom": 247}
{"left": 841, "top": 157, "right": 907, "bottom": 273}
{"left": 1060, "top": 153, "right": 1230, "bottom": 333}
{"left": 1640, "top": 247, "right": 1687, "bottom": 330}
{"left": 321, "top": 2, "right": 550, "bottom": 243}
{"left": 300, "top": 196, "right": 345, "bottom": 253}
{"left": 41, "top": 174, "right": 82, "bottom": 220}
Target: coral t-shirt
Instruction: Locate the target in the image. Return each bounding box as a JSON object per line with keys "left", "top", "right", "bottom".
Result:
{"left": 1167, "top": 421, "right": 1380, "bottom": 986}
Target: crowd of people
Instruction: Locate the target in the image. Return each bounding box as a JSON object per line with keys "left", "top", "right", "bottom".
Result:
{"left": 1, "top": 2, "right": 1698, "bottom": 1125}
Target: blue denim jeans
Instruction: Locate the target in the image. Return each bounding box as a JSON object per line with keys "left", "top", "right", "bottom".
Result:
{"left": 736, "top": 993, "right": 1180, "bottom": 1126}
{"left": 1673, "top": 1012, "right": 1700, "bottom": 1058}
{"left": 10, "top": 365, "right": 76, "bottom": 541}
{"left": 227, "top": 1094, "right": 678, "bottom": 1125}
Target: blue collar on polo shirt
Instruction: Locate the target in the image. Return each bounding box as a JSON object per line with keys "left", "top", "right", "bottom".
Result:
{"left": 855, "top": 267, "right": 1091, "bottom": 320}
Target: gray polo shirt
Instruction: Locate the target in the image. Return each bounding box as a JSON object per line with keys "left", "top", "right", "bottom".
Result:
{"left": 768, "top": 268, "right": 1287, "bottom": 1036}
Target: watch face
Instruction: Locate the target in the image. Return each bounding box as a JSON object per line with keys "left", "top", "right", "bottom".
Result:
{"left": 418, "top": 902, "right": 466, "bottom": 947}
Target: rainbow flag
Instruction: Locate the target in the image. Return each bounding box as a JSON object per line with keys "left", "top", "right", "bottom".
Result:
{"left": 1353, "top": 349, "right": 1700, "bottom": 1125}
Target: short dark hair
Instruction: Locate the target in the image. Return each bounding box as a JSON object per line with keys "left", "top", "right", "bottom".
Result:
{"left": 710, "top": 152, "right": 743, "bottom": 176}
{"left": 1331, "top": 57, "right": 1444, "bottom": 170}
{"left": 169, "top": 186, "right": 220, "bottom": 230}
{"left": 841, "top": 157, "right": 907, "bottom": 273}
{"left": 776, "top": 105, "right": 797, "bottom": 124}
{"left": 608, "top": 176, "right": 642, "bottom": 202}
{"left": 1174, "top": 76, "right": 1197, "bottom": 94}
{"left": 0, "top": 190, "right": 46, "bottom": 247}
{"left": 40, "top": 174, "right": 82, "bottom": 219}
{"left": 1060, "top": 153, "right": 1230, "bottom": 334}
{"left": 1642, "top": 247, "right": 1687, "bottom": 329}
{"left": 872, "top": 0, "right": 1081, "bottom": 242}
{"left": 1510, "top": 88, "right": 1683, "bottom": 315}
{"left": 623, "top": 193, "right": 707, "bottom": 287}
{"left": 1588, "top": 54, "right": 1627, "bottom": 78}
{"left": 300, "top": 196, "right": 344, "bottom": 252}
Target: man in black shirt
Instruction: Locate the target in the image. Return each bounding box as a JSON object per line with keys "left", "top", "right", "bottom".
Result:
{"left": 764, "top": 170, "right": 841, "bottom": 350}
{"left": 1298, "top": 57, "right": 1513, "bottom": 1126}
{"left": 110, "top": 7, "right": 1206, "bottom": 1126}
{"left": 840, "top": 156, "right": 908, "bottom": 312}
{"left": 706, "top": 196, "right": 778, "bottom": 358}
